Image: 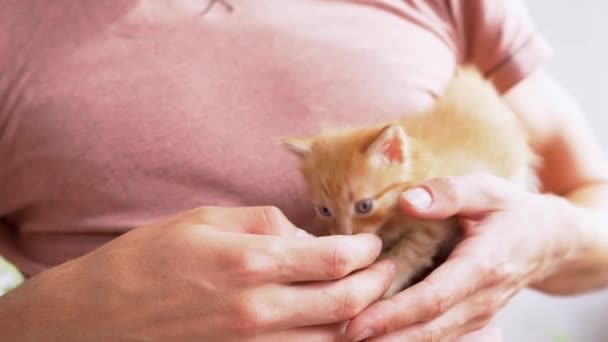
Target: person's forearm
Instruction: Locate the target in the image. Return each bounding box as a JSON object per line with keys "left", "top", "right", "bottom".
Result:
{"left": 531, "top": 182, "right": 608, "bottom": 295}
{"left": 0, "top": 267, "right": 66, "bottom": 341}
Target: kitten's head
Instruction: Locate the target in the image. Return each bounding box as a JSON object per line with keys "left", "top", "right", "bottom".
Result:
{"left": 282, "top": 124, "right": 426, "bottom": 235}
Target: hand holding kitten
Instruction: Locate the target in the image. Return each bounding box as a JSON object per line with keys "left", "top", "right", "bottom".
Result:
{"left": 345, "top": 173, "right": 582, "bottom": 342}
{"left": 0, "top": 206, "right": 395, "bottom": 342}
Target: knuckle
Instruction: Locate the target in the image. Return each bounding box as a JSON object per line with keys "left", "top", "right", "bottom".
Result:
{"left": 474, "top": 306, "right": 495, "bottom": 324}
{"left": 233, "top": 299, "right": 268, "bottom": 335}
{"left": 436, "top": 176, "right": 458, "bottom": 190}
{"left": 328, "top": 244, "right": 353, "bottom": 278}
{"left": 254, "top": 206, "right": 290, "bottom": 235}
{"left": 432, "top": 294, "right": 454, "bottom": 318}
{"left": 183, "top": 206, "right": 229, "bottom": 230}
{"left": 260, "top": 206, "right": 285, "bottom": 225}
{"left": 436, "top": 293, "right": 455, "bottom": 316}
{"left": 192, "top": 206, "right": 213, "bottom": 222}
{"left": 468, "top": 319, "right": 489, "bottom": 333}
{"left": 420, "top": 326, "right": 443, "bottom": 342}
{"left": 233, "top": 251, "right": 270, "bottom": 282}
{"left": 476, "top": 292, "right": 509, "bottom": 323}
{"left": 335, "top": 288, "right": 364, "bottom": 319}
{"left": 435, "top": 176, "right": 458, "bottom": 194}
{"left": 486, "top": 267, "right": 505, "bottom": 285}
{"left": 431, "top": 177, "right": 460, "bottom": 206}
{"left": 493, "top": 288, "right": 514, "bottom": 312}
{"left": 485, "top": 189, "right": 507, "bottom": 207}
{"left": 475, "top": 173, "right": 510, "bottom": 203}
{"left": 420, "top": 281, "right": 453, "bottom": 318}
{"left": 479, "top": 260, "right": 509, "bottom": 285}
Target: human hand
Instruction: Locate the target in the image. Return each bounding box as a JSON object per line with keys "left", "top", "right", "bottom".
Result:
{"left": 0, "top": 206, "right": 395, "bottom": 342}
{"left": 345, "top": 173, "right": 580, "bottom": 341}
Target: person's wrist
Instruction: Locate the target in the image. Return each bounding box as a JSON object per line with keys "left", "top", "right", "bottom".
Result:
{"left": 529, "top": 194, "right": 605, "bottom": 291}
{"left": 0, "top": 259, "right": 85, "bottom": 341}
{"left": 566, "top": 203, "right": 608, "bottom": 278}
{"left": 0, "top": 274, "right": 55, "bottom": 341}
{"left": 543, "top": 194, "right": 586, "bottom": 273}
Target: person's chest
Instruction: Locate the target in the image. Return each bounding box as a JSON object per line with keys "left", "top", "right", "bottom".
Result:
{"left": 0, "top": 0, "right": 457, "bottom": 238}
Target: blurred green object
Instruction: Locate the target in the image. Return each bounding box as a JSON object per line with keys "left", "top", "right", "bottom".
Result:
{"left": 0, "top": 256, "right": 24, "bottom": 295}
{"left": 546, "top": 328, "right": 572, "bottom": 342}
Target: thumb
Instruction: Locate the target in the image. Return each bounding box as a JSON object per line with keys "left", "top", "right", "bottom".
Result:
{"left": 399, "top": 173, "right": 512, "bottom": 219}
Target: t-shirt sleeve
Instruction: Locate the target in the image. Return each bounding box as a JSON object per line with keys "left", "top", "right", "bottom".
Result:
{"left": 448, "top": 0, "right": 553, "bottom": 93}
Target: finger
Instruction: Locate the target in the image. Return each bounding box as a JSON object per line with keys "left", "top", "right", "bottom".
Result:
{"left": 225, "top": 232, "right": 384, "bottom": 284}
{"left": 178, "top": 206, "right": 305, "bottom": 236}
{"left": 399, "top": 173, "right": 513, "bottom": 219}
{"left": 454, "top": 322, "right": 503, "bottom": 342}
{"left": 345, "top": 254, "right": 490, "bottom": 340}
{"left": 368, "top": 287, "right": 510, "bottom": 342}
{"left": 367, "top": 319, "right": 484, "bottom": 342}
{"left": 253, "top": 260, "right": 395, "bottom": 330}
{"left": 246, "top": 323, "right": 343, "bottom": 342}
{"left": 277, "top": 233, "right": 384, "bottom": 282}
{"left": 367, "top": 303, "right": 485, "bottom": 342}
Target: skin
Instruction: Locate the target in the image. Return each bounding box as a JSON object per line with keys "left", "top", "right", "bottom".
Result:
{"left": 0, "top": 206, "right": 396, "bottom": 341}
{"left": 344, "top": 68, "right": 608, "bottom": 341}
{"left": 201, "top": 0, "right": 233, "bottom": 14}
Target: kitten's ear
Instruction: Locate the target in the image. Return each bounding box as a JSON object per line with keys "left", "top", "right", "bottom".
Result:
{"left": 279, "top": 137, "right": 313, "bottom": 158}
{"left": 367, "top": 124, "right": 409, "bottom": 165}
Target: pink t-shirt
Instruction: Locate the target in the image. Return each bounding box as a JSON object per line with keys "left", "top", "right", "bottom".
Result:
{"left": 0, "top": 0, "right": 551, "bottom": 276}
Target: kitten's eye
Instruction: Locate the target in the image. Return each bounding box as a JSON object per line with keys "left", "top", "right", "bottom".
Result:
{"left": 355, "top": 198, "right": 373, "bottom": 214}
{"left": 317, "top": 206, "right": 333, "bottom": 217}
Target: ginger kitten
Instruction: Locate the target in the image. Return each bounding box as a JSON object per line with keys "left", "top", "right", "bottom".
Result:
{"left": 281, "top": 67, "right": 539, "bottom": 296}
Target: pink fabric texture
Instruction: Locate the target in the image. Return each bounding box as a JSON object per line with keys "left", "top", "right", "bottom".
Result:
{"left": 0, "top": 0, "right": 551, "bottom": 275}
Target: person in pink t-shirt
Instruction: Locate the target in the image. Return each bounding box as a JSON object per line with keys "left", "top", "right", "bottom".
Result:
{"left": 1, "top": 0, "right": 608, "bottom": 341}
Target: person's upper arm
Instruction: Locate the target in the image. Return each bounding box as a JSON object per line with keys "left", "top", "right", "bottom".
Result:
{"left": 449, "top": 0, "right": 608, "bottom": 194}
{"left": 448, "top": 0, "right": 552, "bottom": 93}
{"left": 503, "top": 69, "right": 608, "bottom": 196}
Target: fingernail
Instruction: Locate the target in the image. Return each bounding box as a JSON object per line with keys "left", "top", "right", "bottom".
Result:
{"left": 402, "top": 187, "right": 432, "bottom": 209}
{"left": 352, "top": 328, "right": 375, "bottom": 342}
